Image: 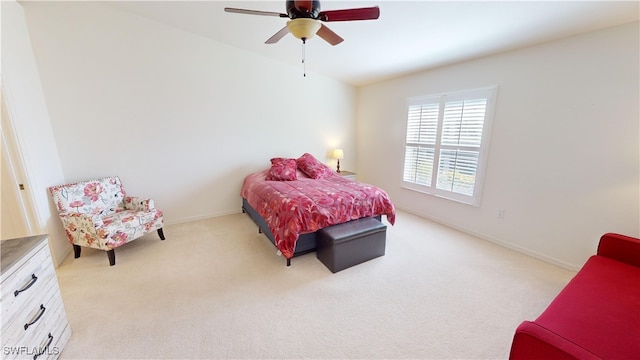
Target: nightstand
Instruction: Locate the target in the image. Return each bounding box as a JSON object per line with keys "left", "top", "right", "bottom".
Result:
{"left": 338, "top": 170, "right": 356, "bottom": 180}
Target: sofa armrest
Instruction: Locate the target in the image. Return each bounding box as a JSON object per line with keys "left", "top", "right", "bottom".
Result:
{"left": 597, "top": 233, "right": 640, "bottom": 268}
{"left": 59, "top": 212, "right": 104, "bottom": 228}
{"left": 509, "top": 321, "right": 601, "bottom": 360}
{"left": 124, "top": 196, "right": 155, "bottom": 212}
{"left": 58, "top": 212, "right": 111, "bottom": 250}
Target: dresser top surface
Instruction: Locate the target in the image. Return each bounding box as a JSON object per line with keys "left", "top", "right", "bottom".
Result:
{"left": 1, "top": 234, "right": 48, "bottom": 275}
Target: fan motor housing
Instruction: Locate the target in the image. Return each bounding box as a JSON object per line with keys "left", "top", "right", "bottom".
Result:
{"left": 287, "top": 0, "right": 321, "bottom": 19}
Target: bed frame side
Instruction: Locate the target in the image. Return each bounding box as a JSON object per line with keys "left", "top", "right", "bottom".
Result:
{"left": 241, "top": 198, "right": 382, "bottom": 267}
{"left": 241, "top": 198, "right": 317, "bottom": 266}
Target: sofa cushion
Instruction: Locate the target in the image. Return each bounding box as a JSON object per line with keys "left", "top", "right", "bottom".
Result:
{"left": 100, "top": 209, "right": 163, "bottom": 248}
{"left": 534, "top": 255, "right": 640, "bottom": 359}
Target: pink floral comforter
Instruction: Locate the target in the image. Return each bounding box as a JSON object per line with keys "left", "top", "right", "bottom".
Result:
{"left": 241, "top": 170, "right": 396, "bottom": 259}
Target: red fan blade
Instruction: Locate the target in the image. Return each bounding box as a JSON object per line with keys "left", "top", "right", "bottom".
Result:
{"left": 224, "top": 8, "right": 287, "bottom": 18}
{"left": 318, "top": 6, "right": 380, "bottom": 22}
{"left": 316, "top": 24, "right": 344, "bottom": 46}
{"left": 265, "top": 26, "right": 290, "bottom": 44}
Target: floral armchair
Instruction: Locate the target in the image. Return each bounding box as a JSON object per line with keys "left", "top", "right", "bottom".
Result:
{"left": 49, "top": 176, "right": 165, "bottom": 266}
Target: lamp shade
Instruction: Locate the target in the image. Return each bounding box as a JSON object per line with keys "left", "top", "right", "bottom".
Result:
{"left": 286, "top": 18, "right": 321, "bottom": 40}
{"left": 332, "top": 149, "right": 344, "bottom": 160}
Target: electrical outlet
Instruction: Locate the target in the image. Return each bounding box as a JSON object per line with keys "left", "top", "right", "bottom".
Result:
{"left": 497, "top": 209, "right": 505, "bottom": 219}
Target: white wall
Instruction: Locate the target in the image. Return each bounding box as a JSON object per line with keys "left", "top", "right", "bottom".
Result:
{"left": 22, "top": 2, "right": 356, "bottom": 226}
{"left": 1, "top": 1, "right": 68, "bottom": 265}
{"left": 357, "top": 21, "right": 640, "bottom": 269}
{"left": 17, "top": 2, "right": 639, "bottom": 270}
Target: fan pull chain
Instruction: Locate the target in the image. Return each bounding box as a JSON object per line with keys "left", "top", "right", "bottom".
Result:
{"left": 302, "top": 39, "right": 306, "bottom": 77}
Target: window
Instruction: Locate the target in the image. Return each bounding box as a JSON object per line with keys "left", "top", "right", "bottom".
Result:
{"left": 402, "top": 87, "right": 497, "bottom": 205}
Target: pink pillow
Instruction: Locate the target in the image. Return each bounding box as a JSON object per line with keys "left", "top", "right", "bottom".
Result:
{"left": 296, "top": 153, "right": 335, "bottom": 179}
{"left": 266, "top": 158, "right": 298, "bottom": 181}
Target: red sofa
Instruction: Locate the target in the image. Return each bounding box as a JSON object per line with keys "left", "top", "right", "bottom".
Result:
{"left": 509, "top": 233, "right": 640, "bottom": 359}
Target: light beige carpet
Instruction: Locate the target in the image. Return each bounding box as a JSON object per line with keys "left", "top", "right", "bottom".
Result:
{"left": 55, "top": 210, "right": 575, "bottom": 359}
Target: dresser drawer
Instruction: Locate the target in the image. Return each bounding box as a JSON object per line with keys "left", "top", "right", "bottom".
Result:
{"left": 3, "top": 325, "right": 68, "bottom": 360}
{"left": 37, "top": 297, "right": 70, "bottom": 360}
{"left": 1, "top": 244, "right": 56, "bottom": 332}
{"left": 2, "top": 282, "right": 59, "bottom": 350}
{"left": 1, "top": 236, "right": 71, "bottom": 360}
{"left": 47, "top": 323, "right": 71, "bottom": 360}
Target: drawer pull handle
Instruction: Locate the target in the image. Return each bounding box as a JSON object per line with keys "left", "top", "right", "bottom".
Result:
{"left": 14, "top": 274, "right": 38, "bottom": 297}
{"left": 33, "top": 333, "right": 53, "bottom": 360}
{"left": 24, "top": 304, "right": 46, "bottom": 330}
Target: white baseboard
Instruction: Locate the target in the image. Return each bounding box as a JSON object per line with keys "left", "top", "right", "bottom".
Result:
{"left": 397, "top": 207, "right": 581, "bottom": 272}
{"left": 164, "top": 209, "right": 242, "bottom": 226}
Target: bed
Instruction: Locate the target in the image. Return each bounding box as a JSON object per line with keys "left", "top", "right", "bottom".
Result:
{"left": 240, "top": 155, "right": 396, "bottom": 265}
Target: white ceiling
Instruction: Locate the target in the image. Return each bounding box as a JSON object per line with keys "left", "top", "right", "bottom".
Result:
{"left": 109, "top": 1, "right": 639, "bottom": 86}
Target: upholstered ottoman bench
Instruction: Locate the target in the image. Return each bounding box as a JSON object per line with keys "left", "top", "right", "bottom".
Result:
{"left": 317, "top": 217, "right": 387, "bottom": 273}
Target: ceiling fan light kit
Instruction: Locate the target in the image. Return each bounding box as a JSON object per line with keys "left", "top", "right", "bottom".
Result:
{"left": 287, "top": 18, "right": 321, "bottom": 42}
{"left": 225, "top": 1, "right": 380, "bottom": 76}
{"left": 224, "top": 1, "right": 380, "bottom": 46}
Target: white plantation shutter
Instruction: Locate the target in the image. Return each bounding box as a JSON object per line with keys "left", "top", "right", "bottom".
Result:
{"left": 441, "top": 99, "right": 486, "bottom": 147}
{"left": 403, "top": 146, "right": 435, "bottom": 185}
{"left": 436, "top": 149, "right": 478, "bottom": 195}
{"left": 403, "top": 102, "right": 439, "bottom": 185}
{"left": 402, "top": 87, "right": 496, "bottom": 205}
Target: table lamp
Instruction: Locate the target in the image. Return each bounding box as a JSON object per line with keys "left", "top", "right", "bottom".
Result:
{"left": 332, "top": 149, "right": 344, "bottom": 173}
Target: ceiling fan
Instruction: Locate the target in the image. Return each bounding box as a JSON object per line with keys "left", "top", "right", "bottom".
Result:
{"left": 224, "top": 0, "right": 380, "bottom": 46}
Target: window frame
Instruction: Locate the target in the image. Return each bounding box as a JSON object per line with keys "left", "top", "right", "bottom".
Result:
{"left": 401, "top": 86, "right": 497, "bottom": 206}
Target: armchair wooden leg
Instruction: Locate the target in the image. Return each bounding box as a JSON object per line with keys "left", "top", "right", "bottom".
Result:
{"left": 73, "top": 245, "right": 81, "bottom": 258}
{"left": 107, "top": 250, "right": 115, "bottom": 266}
{"left": 157, "top": 228, "right": 165, "bottom": 240}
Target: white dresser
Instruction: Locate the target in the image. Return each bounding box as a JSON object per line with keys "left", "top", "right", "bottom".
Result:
{"left": 1, "top": 235, "right": 71, "bottom": 359}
